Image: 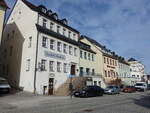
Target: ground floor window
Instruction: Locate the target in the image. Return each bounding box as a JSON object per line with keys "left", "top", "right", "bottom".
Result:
{"left": 57, "top": 62, "right": 61, "bottom": 72}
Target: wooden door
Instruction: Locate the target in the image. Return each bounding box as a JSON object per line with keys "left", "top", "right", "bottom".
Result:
{"left": 48, "top": 78, "right": 54, "bottom": 95}
{"left": 71, "top": 65, "right": 76, "bottom": 75}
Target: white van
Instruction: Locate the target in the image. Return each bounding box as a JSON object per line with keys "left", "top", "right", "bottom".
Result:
{"left": 135, "top": 82, "right": 147, "bottom": 91}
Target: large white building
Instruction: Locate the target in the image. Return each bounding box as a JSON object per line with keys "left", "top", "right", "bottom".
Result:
{"left": 0, "top": 0, "right": 80, "bottom": 95}
{"left": 128, "top": 58, "right": 146, "bottom": 84}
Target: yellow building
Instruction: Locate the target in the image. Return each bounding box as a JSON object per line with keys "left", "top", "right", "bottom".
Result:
{"left": 80, "top": 36, "right": 106, "bottom": 88}
{"left": 0, "top": 0, "right": 8, "bottom": 44}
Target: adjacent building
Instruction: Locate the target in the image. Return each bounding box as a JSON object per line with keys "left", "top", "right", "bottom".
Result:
{"left": 128, "top": 58, "right": 146, "bottom": 85}
{"left": 0, "top": 0, "right": 80, "bottom": 95}
{"left": 0, "top": 0, "right": 8, "bottom": 44}
{"left": 79, "top": 36, "right": 106, "bottom": 88}
{"left": 118, "top": 57, "right": 132, "bottom": 86}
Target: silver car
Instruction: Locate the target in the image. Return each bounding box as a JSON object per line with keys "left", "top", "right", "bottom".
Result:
{"left": 104, "top": 85, "right": 120, "bottom": 94}
{"left": 0, "top": 77, "right": 11, "bottom": 93}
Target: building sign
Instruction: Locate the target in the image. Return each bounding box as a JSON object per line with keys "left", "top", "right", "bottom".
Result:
{"left": 45, "top": 51, "right": 66, "bottom": 60}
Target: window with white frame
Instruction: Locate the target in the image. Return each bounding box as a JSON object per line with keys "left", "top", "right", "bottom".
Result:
{"left": 28, "top": 36, "right": 32, "bottom": 48}
{"left": 92, "top": 54, "right": 94, "bottom": 61}
{"left": 73, "top": 33, "right": 76, "bottom": 40}
{"left": 41, "top": 59, "right": 46, "bottom": 71}
{"left": 57, "top": 62, "right": 61, "bottom": 72}
{"left": 68, "top": 31, "right": 71, "bottom": 38}
{"left": 50, "top": 39, "right": 55, "bottom": 50}
{"left": 42, "top": 36, "right": 47, "bottom": 48}
{"left": 88, "top": 53, "right": 90, "bottom": 60}
{"left": 64, "top": 63, "right": 67, "bottom": 73}
{"left": 69, "top": 46, "right": 73, "bottom": 55}
{"left": 49, "top": 61, "right": 54, "bottom": 72}
{"left": 63, "top": 28, "right": 66, "bottom": 35}
{"left": 57, "top": 25, "right": 60, "bottom": 33}
{"left": 74, "top": 48, "right": 77, "bottom": 56}
{"left": 26, "top": 59, "right": 30, "bottom": 71}
{"left": 43, "top": 18, "right": 47, "bottom": 28}
{"left": 50, "top": 22, "right": 54, "bottom": 30}
{"left": 84, "top": 52, "right": 87, "bottom": 59}
{"left": 63, "top": 44, "right": 67, "bottom": 54}
{"left": 80, "top": 50, "right": 83, "bottom": 58}
{"left": 57, "top": 41, "right": 62, "bottom": 52}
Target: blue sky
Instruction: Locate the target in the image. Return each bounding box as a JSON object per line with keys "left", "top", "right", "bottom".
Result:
{"left": 5, "top": 0, "right": 150, "bottom": 74}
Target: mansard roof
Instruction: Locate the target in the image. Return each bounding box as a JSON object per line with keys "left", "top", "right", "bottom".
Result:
{"left": 36, "top": 24, "right": 79, "bottom": 46}
{"left": 128, "top": 58, "right": 137, "bottom": 62}
{"left": 0, "top": 0, "right": 8, "bottom": 8}
{"left": 22, "top": 0, "right": 79, "bottom": 33}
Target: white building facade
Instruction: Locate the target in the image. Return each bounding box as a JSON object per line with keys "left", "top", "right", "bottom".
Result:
{"left": 0, "top": 0, "right": 80, "bottom": 95}
{"left": 128, "top": 58, "right": 146, "bottom": 84}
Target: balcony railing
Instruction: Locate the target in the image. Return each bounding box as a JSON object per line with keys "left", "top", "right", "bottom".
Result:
{"left": 79, "top": 72, "right": 102, "bottom": 78}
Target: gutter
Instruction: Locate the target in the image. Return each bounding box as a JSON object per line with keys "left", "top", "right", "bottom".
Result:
{"left": 34, "top": 13, "right": 40, "bottom": 94}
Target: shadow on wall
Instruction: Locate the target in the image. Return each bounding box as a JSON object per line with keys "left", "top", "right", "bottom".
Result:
{"left": 132, "top": 93, "right": 150, "bottom": 109}
{"left": 0, "top": 22, "right": 24, "bottom": 89}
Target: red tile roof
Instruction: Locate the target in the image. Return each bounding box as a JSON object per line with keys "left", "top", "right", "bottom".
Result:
{"left": 0, "top": 0, "right": 8, "bottom": 8}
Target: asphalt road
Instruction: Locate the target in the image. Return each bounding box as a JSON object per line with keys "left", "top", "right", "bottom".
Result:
{"left": 0, "top": 91, "right": 150, "bottom": 113}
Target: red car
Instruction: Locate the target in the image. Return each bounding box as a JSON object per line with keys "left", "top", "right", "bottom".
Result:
{"left": 122, "top": 86, "right": 136, "bottom": 93}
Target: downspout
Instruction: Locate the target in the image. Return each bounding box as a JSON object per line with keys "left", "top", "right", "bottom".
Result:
{"left": 34, "top": 13, "right": 40, "bottom": 94}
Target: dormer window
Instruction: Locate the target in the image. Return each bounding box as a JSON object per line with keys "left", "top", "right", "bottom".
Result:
{"left": 73, "top": 33, "right": 76, "bottom": 40}
{"left": 63, "top": 28, "right": 66, "bottom": 35}
{"left": 43, "top": 18, "right": 47, "bottom": 28}
{"left": 52, "top": 13, "right": 58, "bottom": 20}
{"left": 61, "top": 18, "right": 68, "bottom": 25}
{"left": 38, "top": 5, "right": 47, "bottom": 13}
{"left": 47, "top": 10, "right": 53, "bottom": 16}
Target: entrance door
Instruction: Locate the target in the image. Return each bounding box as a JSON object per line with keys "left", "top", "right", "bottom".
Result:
{"left": 71, "top": 65, "right": 76, "bottom": 75}
{"left": 48, "top": 78, "right": 54, "bottom": 95}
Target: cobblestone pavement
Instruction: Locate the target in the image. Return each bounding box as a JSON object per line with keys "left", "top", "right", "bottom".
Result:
{"left": 0, "top": 91, "right": 150, "bottom": 113}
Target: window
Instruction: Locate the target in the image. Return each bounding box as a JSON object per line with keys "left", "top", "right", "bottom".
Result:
{"left": 57, "top": 25, "right": 60, "bottom": 33}
{"left": 92, "top": 69, "right": 95, "bottom": 75}
{"left": 64, "top": 63, "right": 67, "bottom": 73}
{"left": 26, "top": 59, "right": 30, "bottom": 71}
{"left": 4, "top": 49, "right": 7, "bottom": 58}
{"left": 43, "top": 18, "right": 47, "bottom": 28}
{"left": 42, "top": 36, "right": 47, "bottom": 48}
{"left": 57, "top": 42, "right": 62, "bottom": 52}
{"left": 105, "top": 70, "right": 107, "bottom": 77}
{"left": 68, "top": 31, "right": 71, "bottom": 38}
{"left": 84, "top": 52, "right": 87, "bottom": 59}
{"left": 57, "top": 62, "right": 61, "bottom": 72}
{"left": 73, "top": 33, "right": 76, "bottom": 40}
{"left": 7, "top": 33, "right": 9, "bottom": 40}
{"left": 107, "top": 58, "right": 109, "bottom": 64}
{"left": 79, "top": 67, "right": 84, "bottom": 76}
{"left": 112, "top": 60, "right": 114, "bottom": 65}
{"left": 132, "top": 75, "right": 135, "bottom": 78}
{"left": 110, "top": 59, "right": 112, "bottom": 65}
{"left": 28, "top": 37, "right": 32, "bottom": 48}
{"left": 108, "top": 71, "right": 110, "bottom": 77}
{"left": 12, "top": 30, "right": 15, "bottom": 38}
{"left": 115, "top": 60, "right": 117, "bottom": 66}
{"left": 104, "top": 57, "right": 106, "bottom": 63}
{"left": 10, "top": 46, "right": 13, "bottom": 56}
{"left": 50, "top": 39, "right": 55, "bottom": 50}
{"left": 88, "top": 53, "right": 90, "bottom": 60}
{"left": 74, "top": 48, "right": 77, "bottom": 56}
{"left": 63, "top": 44, "right": 67, "bottom": 54}
{"left": 86, "top": 68, "right": 90, "bottom": 75}
{"left": 49, "top": 61, "right": 54, "bottom": 72}
{"left": 41, "top": 59, "right": 46, "bottom": 71}
{"left": 50, "top": 22, "right": 54, "bottom": 30}
{"left": 63, "top": 28, "right": 66, "bottom": 35}
{"left": 94, "top": 81, "right": 97, "bottom": 86}
{"left": 80, "top": 51, "right": 83, "bottom": 58}
{"left": 69, "top": 46, "right": 73, "bottom": 55}
{"left": 92, "top": 54, "right": 94, "bottom": 61}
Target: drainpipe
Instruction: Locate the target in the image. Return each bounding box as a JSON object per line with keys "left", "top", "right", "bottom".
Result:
{"left": 34, "top": 13, "right": 40, "bottom": 94}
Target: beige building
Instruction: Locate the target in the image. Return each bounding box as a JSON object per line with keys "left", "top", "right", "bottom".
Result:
{"left": 0, "top": 0, "right": 8, "bottom": 44}
{"left": 80, "top": 36, "right": 106, "bottom": 88}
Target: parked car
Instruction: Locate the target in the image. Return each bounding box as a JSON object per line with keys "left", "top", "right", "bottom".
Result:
{"left": 104, "top": 85, "right": 120, "bottom": 94}
{"left": 135, "top": 82, "right": 147, "bottom": 91}
{"left": 122, "top": 86, "right": 136, "bottom": 93}
{"left": 74, "top": 85, "right": 104, "bottom": 97}
{"left": 0, "top": 77, "right": 11, "bottom": 93}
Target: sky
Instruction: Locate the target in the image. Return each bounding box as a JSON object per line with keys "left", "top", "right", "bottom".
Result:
{"left": 5, "top": 0, "right": 150, "bottom": 74}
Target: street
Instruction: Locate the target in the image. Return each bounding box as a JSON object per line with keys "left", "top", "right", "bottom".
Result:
{"left": 0, "top": 91, "right": 150, "bottom": 113}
